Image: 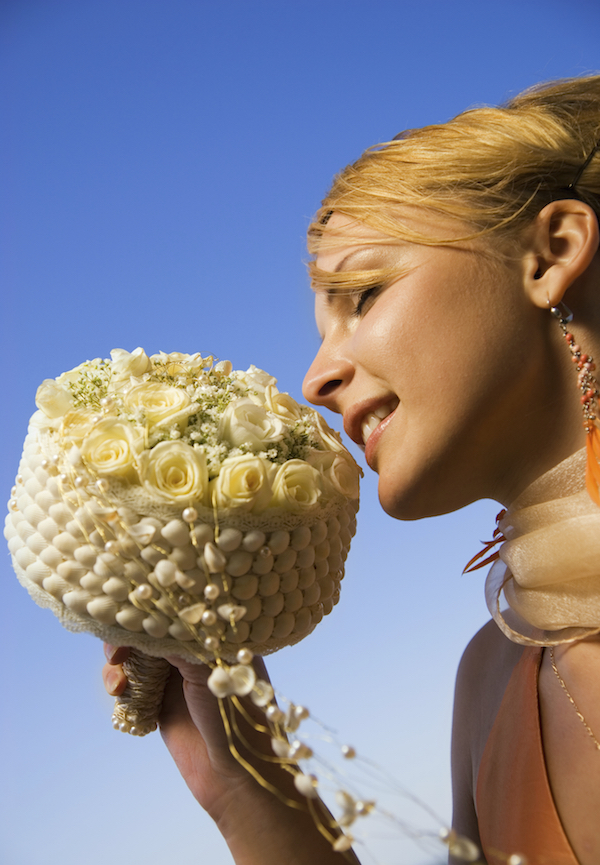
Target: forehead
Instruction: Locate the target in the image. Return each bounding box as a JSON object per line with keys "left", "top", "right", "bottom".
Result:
{"left": 314, "top": 213, "right": 391, "bottom": 272}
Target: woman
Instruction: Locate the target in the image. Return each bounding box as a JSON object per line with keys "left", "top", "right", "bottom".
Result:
{"left": 104, "top": 76, "right": 600, "bottom": 864}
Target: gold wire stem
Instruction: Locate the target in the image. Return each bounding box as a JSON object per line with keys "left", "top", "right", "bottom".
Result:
{"left": 228, "top": 699, "right": 296, "bottom": 767}
{"left": 550, "top": 647, "right": 600, "bottom": 751}
{"left": 230, "top": 694, "right": 272, "bottom": 735}
{"left": 217, "top": 697, "right": 306, "bottom": 811}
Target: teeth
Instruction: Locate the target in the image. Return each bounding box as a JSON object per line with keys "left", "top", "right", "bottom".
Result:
{"left": 360, "top": 401, "right": 397, "bottom": 446}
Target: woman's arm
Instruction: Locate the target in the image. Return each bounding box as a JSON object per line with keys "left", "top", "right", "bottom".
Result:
{"left": 103, "top": 648, "right": 360, "bottom": 865}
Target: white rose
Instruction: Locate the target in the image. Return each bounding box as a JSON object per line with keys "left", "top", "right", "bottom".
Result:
{"left": 307, "top": 451, "right": 361, "bottom": 500}
{"left": 218, "top": 398, "right": 286, "bottom": 450}
{"left": 81, "top": 418, "right": 142, "bottom": 478}
{"left": 312, "top": 412, "right": 346, "bottom": 453}
{"left": 264, "top": 384, "right": 303, "bottom": 422}
{"left": 235, "top": 365, "right": 277, "bottom": 395}
{"left": 150, "top": 351, "right": 207, "bottom": 376}
{"left": 35, "top": 379, "right": 74, "bottom": 418}
{"left": 60, "top": 408, "right": 100, "bottom": 444}
{"left": 110, "top": 347, "right": 153, "bottom": 379}
{"left": 139, "top": 441, "right": 209, "bottom": 504}
{"left": 211, "top": 455, "right": 276, "bottom": 512}
{"left": 270, "top": 460, "right": 322, "bottom": 512}
{"left": 124, "top": 382, "right": 194, "bottom": 428}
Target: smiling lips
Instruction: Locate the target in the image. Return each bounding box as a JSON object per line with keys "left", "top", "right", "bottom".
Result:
{"left": 360, "top": 399, "right": 399, "bottom": 446}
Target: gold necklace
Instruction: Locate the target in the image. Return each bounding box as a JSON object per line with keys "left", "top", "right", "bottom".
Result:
{"left": 549, "top": 646, "right": 600, "bottom": 752}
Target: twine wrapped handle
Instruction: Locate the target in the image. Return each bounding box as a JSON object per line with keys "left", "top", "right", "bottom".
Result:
{"left": 111, "top": 650, "right": 172, "bottom": 736}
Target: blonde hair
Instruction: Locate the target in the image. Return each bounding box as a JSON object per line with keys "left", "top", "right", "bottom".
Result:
{"left": 308, "top": 75, "right": 600, "bottom": 293}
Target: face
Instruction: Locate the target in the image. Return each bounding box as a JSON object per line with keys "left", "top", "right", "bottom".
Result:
{"left": 302, "top": 212, "right": 557, "bottom": 519}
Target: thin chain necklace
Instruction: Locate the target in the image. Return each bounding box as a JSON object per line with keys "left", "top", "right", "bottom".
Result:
{"left": 549, "top": 646, "right": 600, "bottom": 752}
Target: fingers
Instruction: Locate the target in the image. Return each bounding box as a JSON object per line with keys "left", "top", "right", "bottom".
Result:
{"left": 104, "top": 643, "right": 130, "bottom": 665}
{"left": 102, "top": 661, "right": 128, "bottom": 696}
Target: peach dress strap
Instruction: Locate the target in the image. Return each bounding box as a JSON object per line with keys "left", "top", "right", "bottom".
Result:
{"left": 476, "top": 647, "right": 578, "bottom": 865}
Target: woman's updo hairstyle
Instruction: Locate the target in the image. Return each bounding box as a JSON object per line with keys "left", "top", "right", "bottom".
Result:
{"left": 308, "top": 75, "right": 600, "bottom": 291}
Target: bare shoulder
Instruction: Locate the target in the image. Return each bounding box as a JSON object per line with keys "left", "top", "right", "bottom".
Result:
{"left": 450, "top": 621, "right": 524, "bottom": 862}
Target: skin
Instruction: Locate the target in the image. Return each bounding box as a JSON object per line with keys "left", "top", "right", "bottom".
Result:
{"left": 104, "top": 199, "right": 600, "bottom": 864}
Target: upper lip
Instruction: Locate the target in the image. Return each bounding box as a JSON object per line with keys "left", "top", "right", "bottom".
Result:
{"left": 344, "top": 396, "right": 399, "bottom": 447}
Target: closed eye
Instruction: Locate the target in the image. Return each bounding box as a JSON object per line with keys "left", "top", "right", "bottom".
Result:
{"left": 352, "top": 285, "right": 382, "bottom": 317}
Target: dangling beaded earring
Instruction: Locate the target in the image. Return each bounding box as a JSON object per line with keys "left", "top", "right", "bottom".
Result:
{"left": 550, "top": 301, "right": 600, "bottom": 506}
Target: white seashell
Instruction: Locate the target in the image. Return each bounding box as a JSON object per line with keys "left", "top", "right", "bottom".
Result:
{"left": 63, "top": 589, "right": 95, "bottom": 614}
{"left": 66, "top": 444, "right": 82, "bottom": 466}
{"left": 37, "top": 517, "right": 60, "bottom": 542}
{"left": 139, "top": 516, "right": 163, "bottom": 530}
{"left": 169, "top": 544, "right": 196, "bottom": 571}
{"left": 174, "top": 570, "right": 197, "bottom": 590}
{"left": 178, "top": 602, "right": 206, "bottom": 624}
{"left": 327, "top": 516, "right": 341, "bottom": 536}
{"left": 175, "top": 567, "right": 206, "bottom": 594}
{"left": 74, "top": 544, "right": 98, "bottom": 568}
{"left": 86, "top": 596, "right": 119, "bottom": 624}
{"left": 24, "top": 476, "right": 44, "bottom": 498}
{"left": 241, "top": 530, "right": 266, "bottom": 552}
{"left": 140, "top": 545, "right": 163, "bottom": 566}
{"left": 42, "top": 575, "right": 72, "bottom": 599}
{"left": 23, "top": 503, "right": 47, "bottom": 527}
{"left": 129, "top": 522, "right": 156, "bottom": 545}
{"left": 318, "top": 578, "right": 335, "bottom": 601}
{"left": 250, "top": 616, "right": 274, "bottom": 643}
{"left": 328, "top": 553, "right": 343, "bottom": 573}
{"left": 53, "top": 532, "right": 80, "bottom": 556}
{"left": 115, "top": 605, "right": 146, "bottom": 632}
{"left": 262, "top": 592, "right": 284, "bottom": 617}
{"left": 231, "top": 574, "right": 259, "bottom": 601}
{"left": 25, "top": 560, "right": 53, "bottom": 586}
{"left": 160, "top": 519, "right": 190, "bottom": 547}
{"left": 216, "top": 528, "right": 242, "bottom": 552}
{"left": 34, "top": 464, "right": 50, "bottom": 484}
{"left": 267, "top": 530, "right": 290, "bottom": 556}
{"left": 294, "top": 774, "right": 319, "bottom": 798}
{"left": 280, "top": 570, "right": 299, "bottom": 593}
{"left": 226, "top": 620, "right": 250, "bottom": 643}
{"left": 7, "top": 535, "right": 24, "bottom": 555}
{"left": 190, "top": 523, "right": 214, "bottom": 547}
{"left": 207, "top": 667, "right": 234, "bottom": 698}
{"left": 332, "top": 835, "right": 353, "bottom": 853}
{"left": 290, "top": 525, "right": 311, "bottom": 551}
{"left": 46, "top": 477, "right": 61, "bottom": 499}
{"left": 296, "top": 546, "right": 315, "bottom": 569}
{"left": 272, "top": 612, "right": 295, "bottom": 639}
{"left": 217, "top": 603, "right": 247, "bottom": 622}
{"left": 64, "top": 519, "right": 85, "bottom": 541}
{"left": 142, "top": 612, "right": 170, "bottom": 638}
{"left": 293, "top": 607, "right": 312, "bottom": 635}
{"left": 56, "top": 559, "right": 88, "bottom": 583}
{"left": 240, "top": 595, "right": 261, "bottom": 621}
{"left": 102, "top": 577, "right": 129, "bottom": 601}
{"left": 15, "top": 547, "right": 36, "bottom": 570}
{"left": 39, "top": 545, "right": 64, "bottom": 569}
{"left": 80, "top": 572, "right": 107, "bottom": 594}
{"left": 115, "top": 534, "right": 140, "bottom": 557}
{"left": 35, "top": 490, "right": 59, "bottom": 512}
{"left": 74, "top": 507, "right": 97, "bottom": 532}
{"left": 302, "top": 583, "right": 321, "bottom": 606}
{"left": 48, "top": 503, "right": 72, "bottom": 529}
{"left": 225, "top": 550, "right": 252, "bottom": 577}
{"left": 229, "top": 664, "right": 256, "bottom": 695}
{"left": 124, "top": 559, "right": 147, "bottom": 581}
{"left": 252, "top": 552, "right": 273, "bottom": 575}
{"left": 154, "top": 558, "right": 178, "bottom": 587}
{"left": 314, "top": 540, "right": 330, "bottom": 562}
{"left": 93, "top": 552, "right": 124, "bottom": 577}
{"left": 88, "top": 529, "right": 105, "bottom": 548}
{"left": 88, "top": 501, "right": 118, "bottom": 520}
{"left": 258, "top": 571, "right": 279, "bottom": 597}
{"left": 250, "top": 679, "right": 274, "bottom": 708}
{"left": 314, "top": 560, "right": 329, "bottom": 580}
{"left": 310, "top": 520, "right": 328, "bottom": 546}
{"left": 116, "top": 506, "right": 138, "bottom": 525}
{"left": 168, "top": 620, "right": 195, "bottom": 640}
{"left": 310, "top": 605, "right": 324, "bottom": 625}
{"left": 271, "top": 738, "right": 292, "bottom": 759}
{"left": 329, "top": 535, "right": 343, "bottom": 556}
{"left": 16, "top": 520, "right": 36, "bottom": 542}
{"left": 204, "top": 542, "right": 226, "bottom": 573}
{"left": 26, "top": 531, "right": 49, "bottom": 555}
{"left": 284, "top": 589, "right": 303, "bottom": 613}
{"left": 273, "top": 548, "right": 297, "bottom": 573}
{"left": 322, "top": 598, "right": 334, "bottom": 615}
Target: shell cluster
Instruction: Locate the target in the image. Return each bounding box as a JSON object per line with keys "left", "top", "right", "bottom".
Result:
{"left": 6, "top": 428, "right": 357, "bottom": 662}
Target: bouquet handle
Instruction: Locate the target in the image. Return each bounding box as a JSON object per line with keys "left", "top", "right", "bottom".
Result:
{"left": 111, "top": 649, "right": 172, "bottom": 736}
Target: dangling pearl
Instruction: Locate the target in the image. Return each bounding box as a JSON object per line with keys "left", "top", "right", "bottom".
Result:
{"left": 201, "top": 609, "right": 217, "bottom": 626}
{"left": 204, "top": 635, "right": 220, "bottom": 652}
{"left": 236, "top": 648, "right": 253, "bottom": 665}
{"left": 96, "top": 479, "right": 110, "bottom": 494}
{"left": 204, "top": 583, "right": 220, "bottom": 601}
{"left": 182, "top": 507, "right": 198, "bottom": 523}
{"left": 341, "top": 745, "right": 356, "bottom": 759}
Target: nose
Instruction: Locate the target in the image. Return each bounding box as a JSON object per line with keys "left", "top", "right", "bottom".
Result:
{"left": 302, "top": 342, "right": 354, "bottom": 413}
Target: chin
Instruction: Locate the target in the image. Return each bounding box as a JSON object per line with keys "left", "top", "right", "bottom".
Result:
{"left": 377, "top": 475, "right": 477, "bottom": 521}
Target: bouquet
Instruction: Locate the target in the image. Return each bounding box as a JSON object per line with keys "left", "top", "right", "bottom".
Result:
{"left": 5, "top": 348, "right": 360, "bottom": 737}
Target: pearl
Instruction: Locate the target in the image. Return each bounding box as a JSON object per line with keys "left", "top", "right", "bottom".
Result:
{"left": 134, "top": 583, "right": 154, "bottom": 600}
{"left": 129, "top": 726, "right": 139, "bottom": 736}
{"left": 259, "top": 546, "right": 271, "bottom": 558}
{"left": 289, "top": 741, "right": 313, "bottom": 760}
{"left": 236, "top": 648, "right": 253, "bottom": 665}
{"left": 100, "top": 396, "right": 113, "bottom": 408}
{"left": 204, "top": 635, "right": 220, "bottom": 652}
{"left": 266, "top": 705, "right": 285, "bottom": 724}
{"left": 74, "top": 476, "right": 85, "bottom": 487}
{"left": 10, "top": 486, "right": 17, "bottom": 497}
{"left": 59, "top": 473, "right": 69, "bottom": 483}
{"left": 96, "top": 479, "right": 109, "bottom": 494}
{"left": 294, "top": 705, "right": 309, "bottom": 721}
{"left": 204, "top": 583, "right": 220, "bottom": 601}
{"left": 16, "top": 473, "right": 24, "bottom": 483}
{"left": 118, "top": 721, "right": 130, "bottom": 733}
{"left": 41, "top": 459, "right": 50, "bottom": 470}
{"left": 182, "top": 507, "right": 198, "bottom": 523}
{"left": 341, "top": 745, "right": 356, "bottom": 759}
{"left": 201, "top": 609, "right": 217, "bottom": 626}
{"left": 8, "top": 498, "right": 17, "bottom": 511}
{"left": 105, "top": 540, "right": 119, "bottom": 554}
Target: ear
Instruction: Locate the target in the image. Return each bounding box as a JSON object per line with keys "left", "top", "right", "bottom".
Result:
{"left": 522, "top": 199, "right": 599, "bottom": 309}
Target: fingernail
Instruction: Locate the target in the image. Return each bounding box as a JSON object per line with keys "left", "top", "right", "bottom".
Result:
{"left": 104, "top": 644, "right": 118, "bottom": 663}
{"left": 106, "top": 671, "right": 121, "bottom": 696}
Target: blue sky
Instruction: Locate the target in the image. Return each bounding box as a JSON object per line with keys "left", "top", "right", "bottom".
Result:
{"left": 2, "top": 2, "right": 599, "bottom": 863}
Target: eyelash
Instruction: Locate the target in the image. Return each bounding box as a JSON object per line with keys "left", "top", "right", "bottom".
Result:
{"left": 352, "top": 285, "right": 382, "bottom": 317}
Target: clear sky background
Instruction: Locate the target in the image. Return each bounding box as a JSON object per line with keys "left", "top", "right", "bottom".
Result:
{"left": 1, "top": 2, "right": 599, "bottom": 864}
